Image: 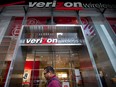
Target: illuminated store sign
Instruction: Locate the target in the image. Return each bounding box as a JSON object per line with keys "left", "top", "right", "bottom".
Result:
{"left": 0, "top": 1, "right": 115, "bottom": 9}
{"left": 20, "top": 38, "right": 81, "bottom": 45}
{"left": 29, "top": 2, "right": 116, "bottom": 9}
{"left": 29, "top": 2, "right": 83, "bottom": 10}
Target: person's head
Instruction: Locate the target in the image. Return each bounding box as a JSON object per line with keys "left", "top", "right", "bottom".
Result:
{"left": 43, "top": 66, "right": 55, "bottom": 80}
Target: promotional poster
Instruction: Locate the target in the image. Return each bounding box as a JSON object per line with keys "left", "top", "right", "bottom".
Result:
{"left": 0, "top": 0, "right": 116, "bottom": 87}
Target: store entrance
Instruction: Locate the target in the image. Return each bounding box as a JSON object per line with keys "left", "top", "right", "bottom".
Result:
{"left": 21, "top": 45, "right": 99, "bottom": 87}
{"left": 8, "top": 25, "right": 101, "bottom": 87}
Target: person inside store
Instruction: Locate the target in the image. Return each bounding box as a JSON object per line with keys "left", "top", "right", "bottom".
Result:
{"left": 43, "top": 66, "right": 62, "bottom": 87}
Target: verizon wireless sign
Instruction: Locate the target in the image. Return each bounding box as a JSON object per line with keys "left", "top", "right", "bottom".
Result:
{"left": 29, "top": 1, "right": 83, "bottom": 10}
{"left": 20, "top": 38, "right": 81, "bottom": 45}
{"left": 29, "top": 2, "right": 116, "bottom": 10}
{"left": 22, "top": 38, "right": 57, "bottom": 44}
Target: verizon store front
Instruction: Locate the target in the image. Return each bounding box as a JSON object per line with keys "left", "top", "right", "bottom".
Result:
{"left": 6, "top": 25, "right": 100, "bottom": 87}
{"left": 0, "top": 2, "right": 116, "bottom": 87}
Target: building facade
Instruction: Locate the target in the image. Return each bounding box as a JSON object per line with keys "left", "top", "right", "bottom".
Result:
{"left": 0, "top": 3, "right": 116, "bottom": 87}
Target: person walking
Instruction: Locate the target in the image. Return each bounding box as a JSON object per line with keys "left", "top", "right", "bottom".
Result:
{"left": 43, "top": 66, "right": 62, "bottom": 87}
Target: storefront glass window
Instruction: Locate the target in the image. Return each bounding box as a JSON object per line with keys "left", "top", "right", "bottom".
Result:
{"left": 0, "top": 16, "right": 24, "bottom": 87}
{"left": 7, "top": 25, "right": 100, "bottom": 87}
{"left": 81, "top": 16, "right": 116, "bottom": 87}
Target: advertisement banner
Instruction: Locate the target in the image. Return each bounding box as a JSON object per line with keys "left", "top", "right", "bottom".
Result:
{"left": 23, "top": 61, "right": 40, "bottom": 85}
{"left": 8, "top": 17, "right": 23, "bottom": 36}
{"left": 27, "top": 17, "right": 51, "bottom": 25}
{"left": 55, "top": 17, "right": 78, "bottom": 24}
{"left": 26, "top": 17, "right": 78, "bottom": 25}
{"left": 81, "top": 17, "right": 95, "bottom": 36}
{"left": 62, "top": 82, "right": 70, "bottom": 87}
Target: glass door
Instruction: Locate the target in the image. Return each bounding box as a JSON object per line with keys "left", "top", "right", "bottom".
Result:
{"left": 22, "top": 46, "right": 53, "bottom": 87}
{"left": 22, "top": 45, "right": 99, "bottom": 87}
